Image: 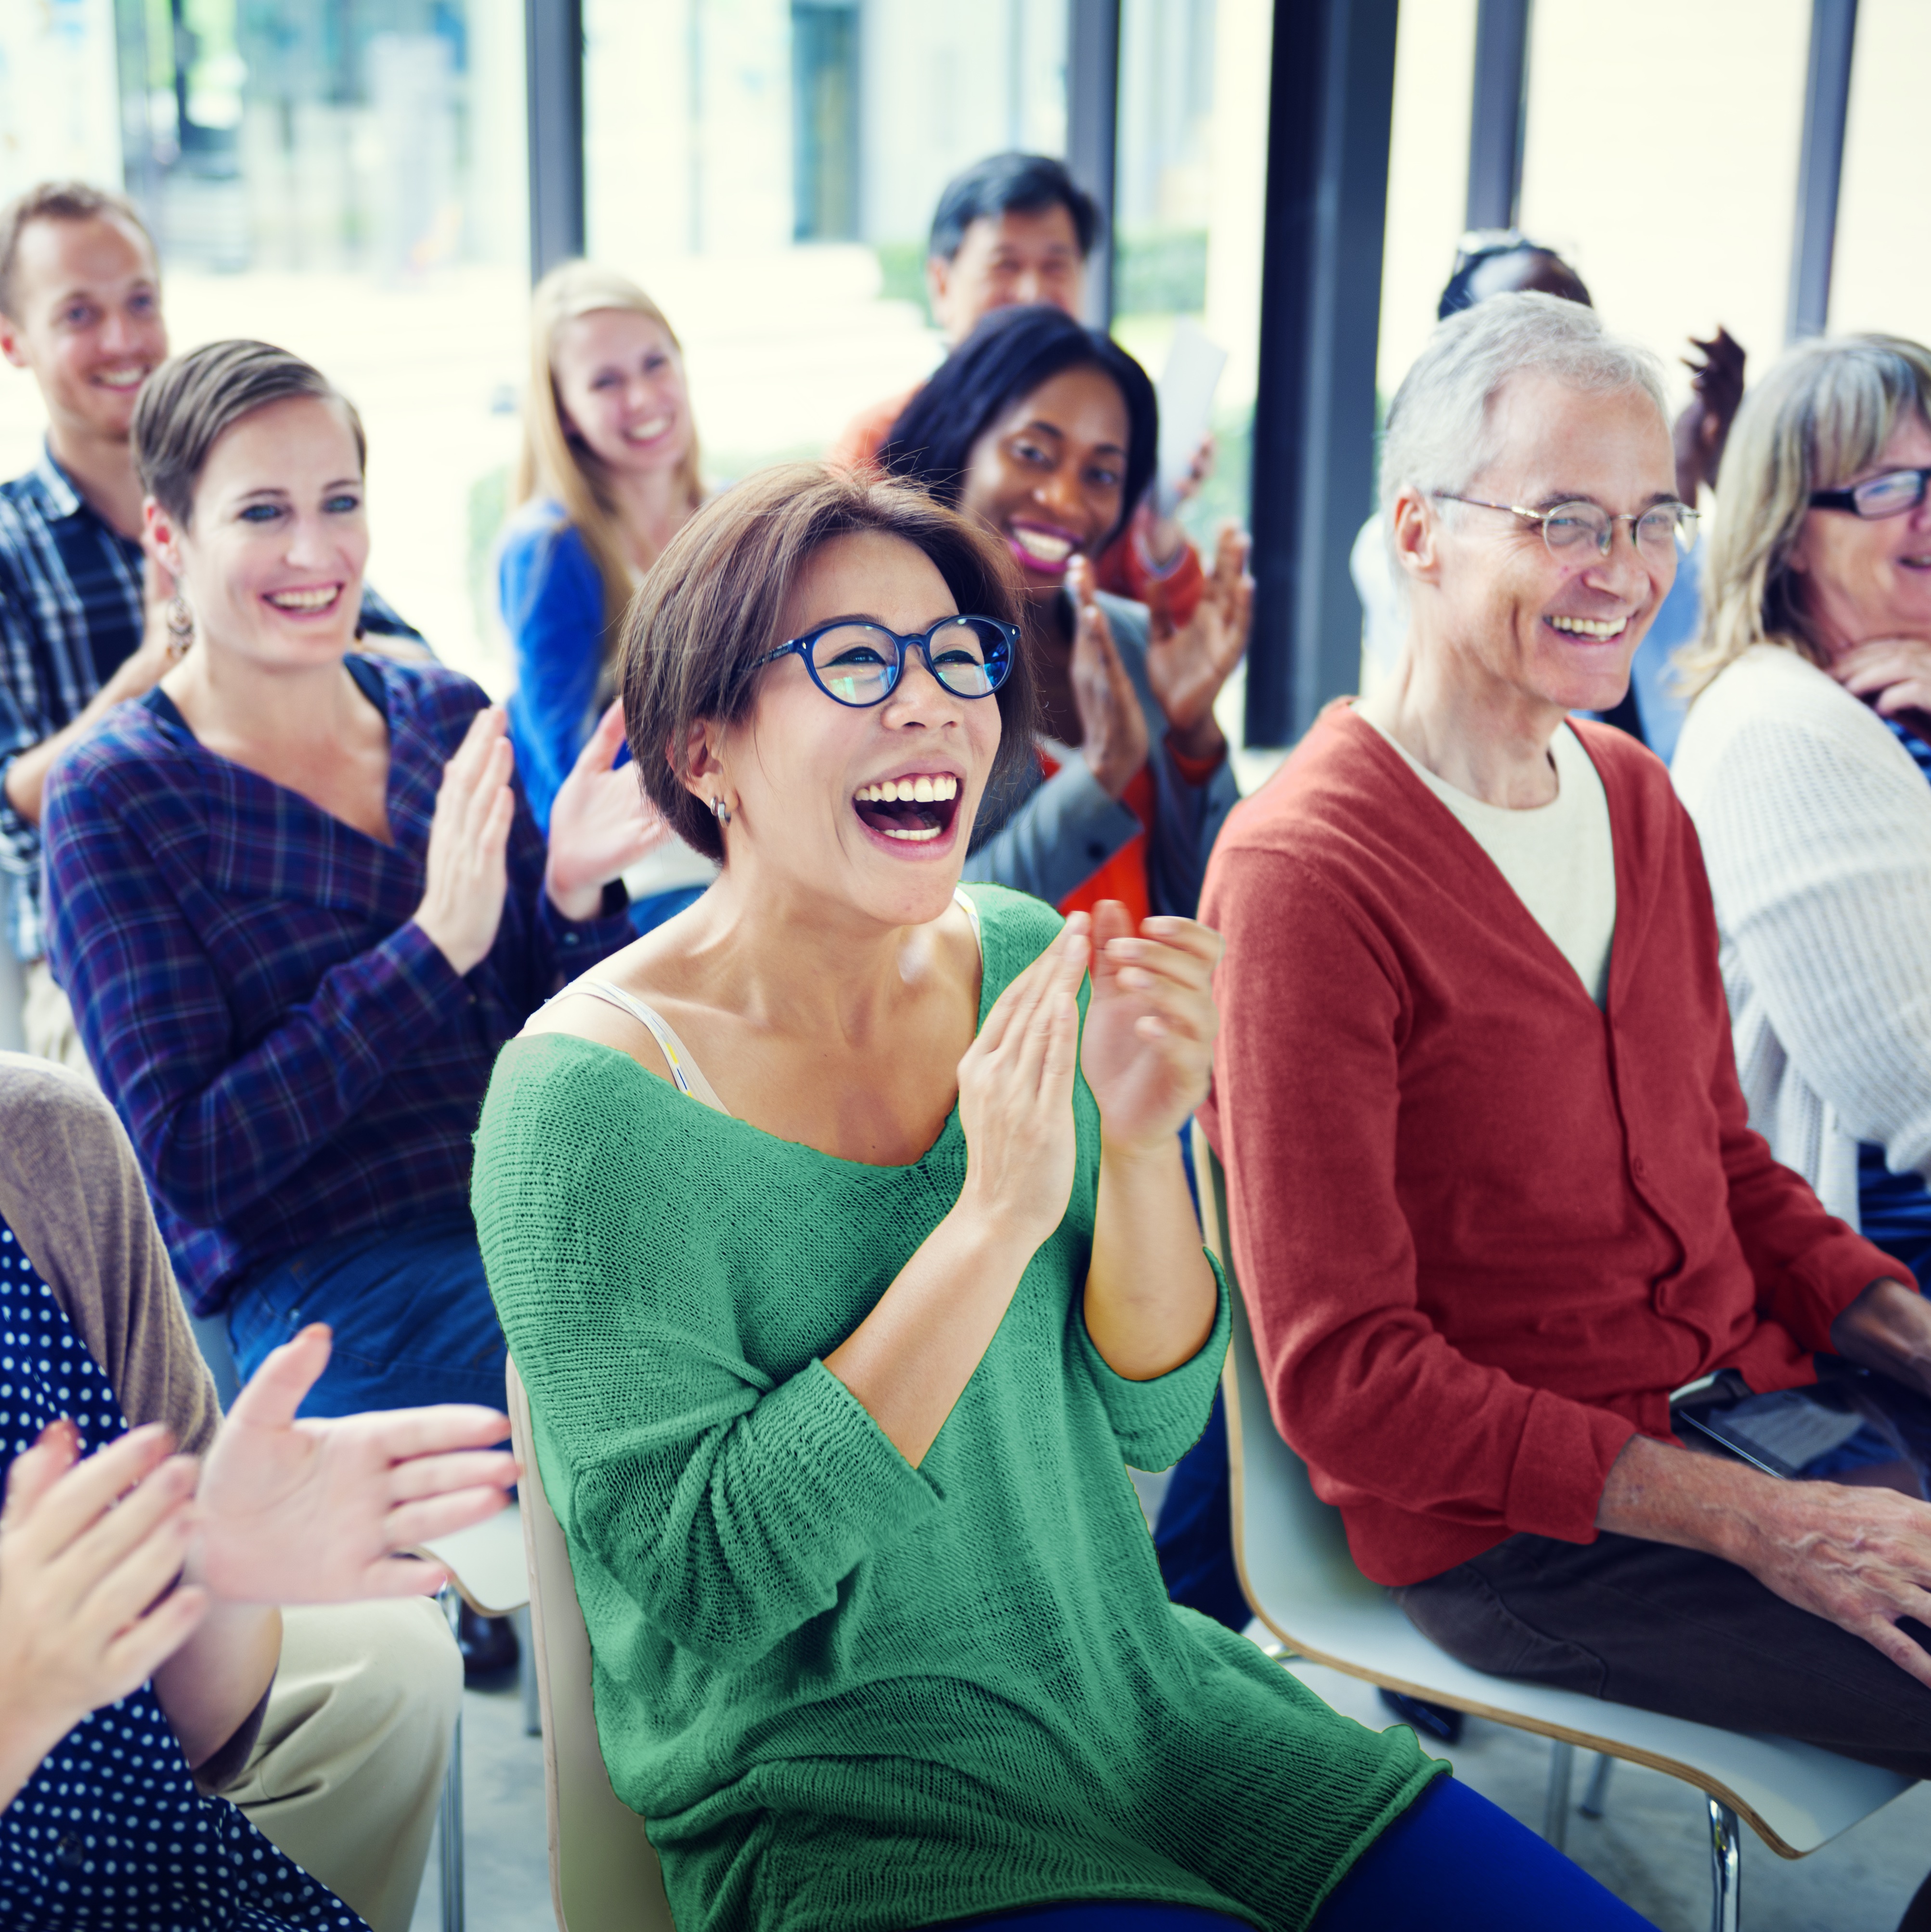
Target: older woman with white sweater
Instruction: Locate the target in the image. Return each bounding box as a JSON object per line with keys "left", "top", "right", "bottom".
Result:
{"left": 1673, "top": 334, "right": 1931, "bottom": 1274}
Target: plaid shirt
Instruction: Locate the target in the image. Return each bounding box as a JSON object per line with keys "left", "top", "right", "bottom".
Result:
{"left": 0, "top": 443, "right": 417, "bottom": 960}
{"left": 42, "top": 654, "right": 633, "bottom": 1315}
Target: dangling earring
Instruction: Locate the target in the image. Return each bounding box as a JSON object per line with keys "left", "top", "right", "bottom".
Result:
{"left": 709, "top": 795, "right": 732, "bottom": 825}
{"left": 165, "top": 596, "right": 194, "bottom": 661}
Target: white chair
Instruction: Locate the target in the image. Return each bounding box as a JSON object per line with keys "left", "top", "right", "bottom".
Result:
{"left": 505, "top": 1354, "right": 673, "bottom": 1932}
{"left": 419, "top": 1501, "right": 532, "bottom": 1932}
{"left": 1193, "top": 1124, "right": 1915, "bottom": 1932}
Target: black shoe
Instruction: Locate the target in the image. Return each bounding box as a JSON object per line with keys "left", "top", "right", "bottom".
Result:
{"left": 1378, "top": 1689, "right": 1463, "bottom": 1744}
{"left": 457, "top": 1603, "right": 520, "bottom": 1684}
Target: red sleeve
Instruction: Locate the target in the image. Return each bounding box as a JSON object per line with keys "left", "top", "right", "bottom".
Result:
{"left": 1206, "top": 847, "right": 1638, "bottom": 1550}
{"left": 1097, "top": 529, "right": 1205, "bottom": 628}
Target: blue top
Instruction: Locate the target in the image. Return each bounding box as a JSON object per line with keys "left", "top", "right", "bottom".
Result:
{"left": 0, "top": 443, "right": 419, "bottom": 961}
{"left": 496, "top": 497, "right": 622, "bottom": 832}
{"left": 1855, "top": 715, "right": 1931, "bottom": 1270}
{"left": 0, "top": 1216, "right": 366, "bottom": 1930}
{"left": 40, "top": 654, "right": 633, "bottom": 1315}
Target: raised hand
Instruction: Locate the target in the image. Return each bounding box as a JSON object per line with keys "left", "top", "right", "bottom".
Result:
{"left": 192, "top": 1324, "right": 516, "bottom": 1605}
{"left": 545, "top": 699, "right": 671, "bottom": 921}
{"left": 1067, "top": 555, "right": 1150, "bottom": 799}
{"left": 1673, "top": 326, "right": 1747, "bottom": 503}
{"left": 955, "top": 914, "right": 1091, "bottom": 1252}
{"left": 0, "top": 1421, "right": 210, "bottom": 1803}
{"left": 1079, "top": 901, "right": 1223, "bottom": 1156}
{"left": 1145, "top": 525, "right": 1252, "bottom": 761}
{"left": 415, "top": 703, "right": 516, "bottom": 975}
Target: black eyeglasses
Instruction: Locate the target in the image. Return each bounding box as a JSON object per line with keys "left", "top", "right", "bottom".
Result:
{"left": 1810, "top": 468, "right": 1931, "bottom": 520}
{"left": 1433, "top": 492, "right": 1698, "bottom": 559}
{"left": 749, "top": 615, "right": 1018, "bottom": 708}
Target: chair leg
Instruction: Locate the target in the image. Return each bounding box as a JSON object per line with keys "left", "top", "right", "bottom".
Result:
{"left": 1542, "top": 1739, "right": 1575, "bottom": 1852}
{"left": 1707, "top": 1797, "right": 1740, "bottom": 1932}
{"left": 1580, "top": 1752, "right": 1614, "bottom": 1819}
{"left": 439, "top": 1587, "right": 466, "bottom": 1932}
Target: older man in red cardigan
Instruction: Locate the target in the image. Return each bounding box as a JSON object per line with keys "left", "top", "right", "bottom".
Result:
{"left": 1201, "top": 295, "right": 1931, "bottom": 1838}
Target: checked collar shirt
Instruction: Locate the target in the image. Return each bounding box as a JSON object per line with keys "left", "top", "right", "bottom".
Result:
{"left": 0, "top": 442, "right": 417, "bottom": 960}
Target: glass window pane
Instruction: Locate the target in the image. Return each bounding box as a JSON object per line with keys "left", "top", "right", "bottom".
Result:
{"left": 1517, "top": 0, "right": 1809, "bottom": 413}
{"left": 1830, "top": 0, "right": 1931, "bottom": 342}
{"left": 0, "top": 0, "right": 531, "bottom": 691}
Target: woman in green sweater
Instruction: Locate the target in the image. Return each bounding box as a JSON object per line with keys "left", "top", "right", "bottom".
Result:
{"left": 471, "top": 465, "right": 1657, "bottom": 1932}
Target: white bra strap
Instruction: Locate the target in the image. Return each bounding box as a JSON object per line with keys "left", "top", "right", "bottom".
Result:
{"left": 564, "top": 980, "right": 730, "bottom": 1115}
{"left": 953, "top": 885, "right": 984, "bottom": 961}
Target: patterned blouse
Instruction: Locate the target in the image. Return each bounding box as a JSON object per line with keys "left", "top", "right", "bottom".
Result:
{"left": 0, "top": 1216, "right": 367, "bottom": 1929}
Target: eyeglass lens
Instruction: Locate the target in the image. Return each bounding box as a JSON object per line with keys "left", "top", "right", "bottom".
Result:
{"left": 808, "top": 619, "right": 1007, "bottom": 706}
{"left": 1540, "top": 502, "right": 1691, "bottom": 558}
{"left": 1849, "top": 469, "right": 1931, "bottom": 519}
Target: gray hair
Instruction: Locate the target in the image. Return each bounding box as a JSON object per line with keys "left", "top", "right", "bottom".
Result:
{"left": 1379, "top": 293, "right": 1670, "bottom": 563}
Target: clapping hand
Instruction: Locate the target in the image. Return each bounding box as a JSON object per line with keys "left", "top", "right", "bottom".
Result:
{"left": 1673, "top": 326, "right": 1747, "bottom": 503}
{"left": 0, "top": 1421, "right": 210, "bottom": 1783}
{"left": 1078, "top": 899, "right": 1223, "bottom": 1156}
{"left": 192, "top": 1324, "right": 516, "bottom": 1606}
{"left": 1068, "top": 556, "right": 1152, "bottom": 799}
{"left": 1145, "top": 526, "right": 1252, "bottom": 762}
{"left": 545, "top": 700, "right": 671, "bottom": 921}
{"left": 415, "top": 704, "right": 517, "bottom": 975}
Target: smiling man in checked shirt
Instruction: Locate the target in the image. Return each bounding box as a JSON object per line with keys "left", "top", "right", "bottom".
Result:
{"left": 0, "top": 180, "right": 418, "bottom": 1069}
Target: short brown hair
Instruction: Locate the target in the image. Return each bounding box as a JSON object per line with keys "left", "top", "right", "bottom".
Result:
{"left": 621, "top": 463, "right": 1036, "bottom": 863}
{"left": 132, "top": 339, "right": 366, "bottom": 527}
{"left": 0, "top": 180, "right": 156, "bottom": 319}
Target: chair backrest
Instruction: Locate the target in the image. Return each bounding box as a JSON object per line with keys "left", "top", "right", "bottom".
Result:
{"left": 1190, "top": 1123, "right": 1388, "bottom": 1628}
{"left": 506, "top": 1356, "right": 675, "bottom": 1932}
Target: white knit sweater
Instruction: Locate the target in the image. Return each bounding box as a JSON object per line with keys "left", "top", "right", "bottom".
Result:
{"left": 1672, "top": 644, "right": 1931, "bottom": 1227}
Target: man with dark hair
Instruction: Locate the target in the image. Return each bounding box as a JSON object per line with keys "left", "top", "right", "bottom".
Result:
{"left": 830, "top": 152, "right": 1208, "bottom": 621}
{"left": 0, "top": 181, "right": 417, "bottom": 1069}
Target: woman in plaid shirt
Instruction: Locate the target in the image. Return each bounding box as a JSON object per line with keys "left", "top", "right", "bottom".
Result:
{"left": 39, "top": 340, "right": 661, "bottom": 1421}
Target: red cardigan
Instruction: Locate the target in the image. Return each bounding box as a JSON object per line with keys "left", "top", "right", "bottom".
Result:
{"left": 1198, "top": 705, "right": 1906, "bottom": 1586}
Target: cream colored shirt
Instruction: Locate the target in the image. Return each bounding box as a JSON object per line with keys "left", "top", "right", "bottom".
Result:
{"left": 1367, "top": 717, "right": 1617, "bottom": 1007}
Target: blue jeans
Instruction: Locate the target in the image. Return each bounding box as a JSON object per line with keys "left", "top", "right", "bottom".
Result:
{"left": 935, "top": 1778, "right": 1655, "bottom": 1929}
{"left": 226, "top": 1211, "right": 506, "bottom": 1418}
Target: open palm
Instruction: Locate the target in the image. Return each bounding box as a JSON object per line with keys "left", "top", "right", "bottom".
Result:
{"left": 546, "top": 700, "right": 673, "bottom": 915}
{"left": 1145, "top": 525, "right": 1253, "bottom": 739}
{"left": 193, "top": 1326, "right": 515, "bottom": 1604}
{"left": 1077, "top": 901, "right": 1223, "bottom": 1154}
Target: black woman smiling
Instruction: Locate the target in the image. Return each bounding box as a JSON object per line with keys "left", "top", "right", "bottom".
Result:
{"left": 881, "top": 302, "right": 1251, "bottom": 924}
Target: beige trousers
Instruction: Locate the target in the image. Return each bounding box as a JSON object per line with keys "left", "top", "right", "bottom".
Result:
{"left": 23, "top": 958, "right": 92, "bottom": 1078}
{"left": 214, "top": 1598, "right": 464, "bottom": 1932}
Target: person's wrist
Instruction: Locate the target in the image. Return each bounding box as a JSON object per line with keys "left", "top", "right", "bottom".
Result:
{"left": 0, "top": 1676, "right": 85, "bottom": 1776}
{"left": 1167, "top": 712, "right": 1226, "bottom": 765}
{"left": 1100, "top": 1122, "right": 1190, "bottom": 1175}
{"left": 544, "top": 863, "right": 605, "bottom": 924}
{"left": 948, "top": 1176, "right": 1059, "bottom": 1272}
{"left": 1084, "top": 738, "right": 1146, "bottom": 801}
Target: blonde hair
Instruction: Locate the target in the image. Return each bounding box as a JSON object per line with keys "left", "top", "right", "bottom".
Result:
{"left": 1677, "top": 333, "right": 1931, "bottom": 699}
{"left": 513, "top": 261, "right": 704, "bottom": 633}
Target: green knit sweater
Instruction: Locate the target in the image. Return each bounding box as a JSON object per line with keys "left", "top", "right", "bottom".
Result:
{"left": 473, "top": 885, "right": 1438, "bottom": 1932}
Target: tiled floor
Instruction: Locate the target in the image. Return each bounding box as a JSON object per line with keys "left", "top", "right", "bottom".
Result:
{"left": 410, "top": 1620, "right": 1929, "bottom": 1932}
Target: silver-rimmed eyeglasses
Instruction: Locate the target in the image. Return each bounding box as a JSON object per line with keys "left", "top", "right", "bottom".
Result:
{"left": 749, "top": 615, "right": 1018, "bottom": 708}
{"left": 1432, "top": 492, "right": 1698, "bottom": 559}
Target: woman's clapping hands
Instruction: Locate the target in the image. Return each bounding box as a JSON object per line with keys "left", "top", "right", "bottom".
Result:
{"left": 0, "top": 1420, "right": 211, "bottom": 1777}
{"left": 1079, "top": 900, "right": 1223, "bottom": 1157}
{"left": 955, "top": 915, "right": 1090, "bottom": 1250}
{"left": 415, "top": 704, "right": 517, "bottom": 975}
{"left": 1145, "top": 526, "right": 1252, "bottom": 761}
{"left": 544, "top": 700, "right": 671, "bottom": 921}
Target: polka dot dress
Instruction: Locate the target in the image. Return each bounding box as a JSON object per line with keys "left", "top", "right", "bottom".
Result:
{"left": 0, "top": 1218, "right": 367, "bottom": 1931}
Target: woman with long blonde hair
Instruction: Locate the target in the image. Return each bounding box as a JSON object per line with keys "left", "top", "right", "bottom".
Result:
{"left": 497, "top": 262, "right": 706, "bottom": 843}
{"left": 1672, "top": 333, "right": 1931, "bottom": 1273}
